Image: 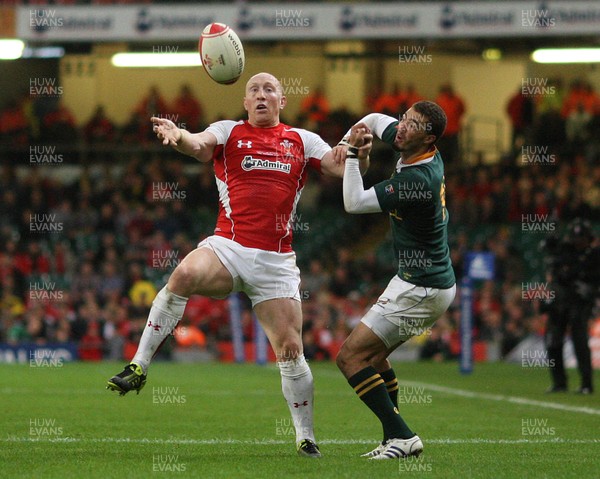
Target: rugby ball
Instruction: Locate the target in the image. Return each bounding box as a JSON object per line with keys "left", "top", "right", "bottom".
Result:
{"left": 198, "top": 23, "right": 245, "bottom": 85}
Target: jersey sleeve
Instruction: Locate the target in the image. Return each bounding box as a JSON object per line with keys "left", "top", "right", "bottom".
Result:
{"left": 343, "top": 113, "right": 398, "bottom": 145}
{"left": 204, "top": 120, "right": 242, "bottom": 145}
{"left": 292, "top": 128, "right": 331, "bottom": 173}
{"left": 374, "top": 179, "right": 401, "bottom": 213}
{"left": 373, "top": 168, "right": 430, "bottom": 213}
{"left": 380, "top": 120, "right": 399, "bottom": 146}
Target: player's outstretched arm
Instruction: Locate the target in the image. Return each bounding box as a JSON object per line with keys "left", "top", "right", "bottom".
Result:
{"left": 323, "top": 124, "right": 372, "bottom": 178}
{"left": 151, "top": 117, "right": 217, "bottom": 163}
{"left": 343, "top": 125, "right": 381, "bottom": 214}
{"left": 343, "top": 113, "right": 397, "bottom": 141}
{"left": 333, "top": 112, "right": 397, "bottom": 162}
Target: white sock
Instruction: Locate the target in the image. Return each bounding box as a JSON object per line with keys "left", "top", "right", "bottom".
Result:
{"left": 278, "top": 354, "right": 316, "bottom": 444}
{"left": 131, "top": 286, "right": 188, "bottom": 372}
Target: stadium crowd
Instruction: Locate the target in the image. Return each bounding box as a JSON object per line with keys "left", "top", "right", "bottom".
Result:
{"left": 0, "top": 78, "right": 599, "bottom": 363}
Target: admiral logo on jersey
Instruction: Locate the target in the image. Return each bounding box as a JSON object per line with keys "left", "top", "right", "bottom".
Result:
{"left": 241, "top": 155, "right": 292, "bottom": 174}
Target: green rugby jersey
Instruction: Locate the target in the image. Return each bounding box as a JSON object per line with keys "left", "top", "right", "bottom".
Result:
{"left": 373, "top": 123, "right": 455, "bottom": 289}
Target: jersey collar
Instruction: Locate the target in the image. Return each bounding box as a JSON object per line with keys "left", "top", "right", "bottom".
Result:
{"left": 396, "top": 146, "right": 437, "bottom": 172}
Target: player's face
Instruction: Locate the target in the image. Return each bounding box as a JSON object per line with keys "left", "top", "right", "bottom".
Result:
{"left": 394, "top": 108, "right": 435, "bottom": 153}
{"left": 244, "top": 73, "right": 286, "bottom": 127}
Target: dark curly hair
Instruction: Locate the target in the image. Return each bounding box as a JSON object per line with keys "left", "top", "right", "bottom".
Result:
{"left": 412, "top": 101, "right": 447, "bottom": 143}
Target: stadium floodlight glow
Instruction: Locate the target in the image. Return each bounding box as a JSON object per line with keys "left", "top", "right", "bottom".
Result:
{"left": 531, "top": 48, "right": 600, "bottom": 63}
{"left": 22, "top": 46, "right": 65, "bottom": 59}
{"left": 482, "top": 48, "right": 502, "bottom": 61}
{"left": 111, "top": 52, "right": 201, "bottom": 68}
{"left": 0, "top": 39, "right": 25, "bottom": 60}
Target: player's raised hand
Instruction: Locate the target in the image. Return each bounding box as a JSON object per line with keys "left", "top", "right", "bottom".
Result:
{"left": 332, "top": 144, "right": 348, "bottom": 165}
{"left": 349, "top": 123, "right": 373, "bottom": 160}
{"left": 151, "top": 116, "right": 182, "bottom": 146}
{"left": 357, "top": 133, "right": 373, "bottom": 160}
{"left": 334, "top": 122, "right": 373, "bottom": 164}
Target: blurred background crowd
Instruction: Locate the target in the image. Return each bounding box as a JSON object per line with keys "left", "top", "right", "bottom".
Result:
{"left": 0, "top": 77, "right": 599, "bottom": 363}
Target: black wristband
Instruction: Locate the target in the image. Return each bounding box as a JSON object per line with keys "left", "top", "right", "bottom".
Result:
{"left": 348, "top": 146, "right": 359, "bottom": 156}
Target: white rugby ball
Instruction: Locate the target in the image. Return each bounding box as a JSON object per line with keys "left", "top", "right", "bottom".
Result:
{"left": 198, "top": 23, "right": 245, "bottom": 85}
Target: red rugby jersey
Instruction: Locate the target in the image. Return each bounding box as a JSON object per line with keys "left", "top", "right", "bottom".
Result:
{"left": 205, "top": 120, "right": 330, "bottom": 253}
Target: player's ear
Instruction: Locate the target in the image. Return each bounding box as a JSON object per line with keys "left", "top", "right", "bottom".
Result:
{"left": 279, "top": 95, "right": 287, "bottom": 110}
{"left": 424, "top": 134, "right": 436, "bottom": 146}
{"left": 243, "top": 96, "right": 249, "bottom": 112}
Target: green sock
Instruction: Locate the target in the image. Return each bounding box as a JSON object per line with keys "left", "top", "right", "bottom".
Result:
{"left": 379, "top": 368, "right": 399, "bottom": 409}
{"left": 348, "top": 366, "right": 414, "bottom": 441}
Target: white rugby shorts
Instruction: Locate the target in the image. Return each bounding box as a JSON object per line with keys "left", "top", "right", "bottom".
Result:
{"left": 361, "top": 275, "right": 456, "bottom": 349}
{"left": 197, "top": 235, "right": 301, "bottom": 306}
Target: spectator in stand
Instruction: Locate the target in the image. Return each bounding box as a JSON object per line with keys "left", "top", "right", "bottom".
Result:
{"left": 127, "top": 262, "right": 157, "bottom": 309}
{"left": 435, "top": 83, "right": 466, "bottom": 165}
{"left": 1, "top": 276, "right": 26, "bottom": 319}
{"left": 153, "top": 204, "right": 182, "bottom": 240}
{"left": 172, "top": 84, "right": 204, "bottom": 132}
{"left": 14, "top": 241, "right": 51, "bottom": 279}
{"left": 321, "top": 105, "right": 355, "bottom": 145}
{"left": 301, "top": 259, "right": 330, "bottom": 297}
{"left": 121, "top": 111, "right": 146, "bottom": 144}
{"left": 98, "top": 261, "right": 125, "bottom": 301}
{"left": 84, "top": 105, "right": 115, "bottom": 144}
{"left": 398, "top": 84, "right": 423, "bottom": 116}
{"left": 0, "top": 99, "right": 30, "bottom": 146}
{"left": 506, "top": 86, "right": 535, "bottom": 151}
{"left": 419, "top": 322, "right": 452, "bottom": 361}
{"left": 102, "top": 303, "right": 128, "bottom": 360}
{"left": 298, "top": 86, "right": 330, "bottom": 129}
{"left": 71, "top": 261, "right": 102, "bottom": 303}
{"left": 373, "top": 84, "right": 401, "bottom": 117}
{"left": 135, "top": 85, "right": 169, "bottom": 119}
{"left": 565, "top": 102, "right": 592, "bottom": 146}
{"left": 0, "top": 241, "right": 23, "bottom": 285}
{"left": 145, "top": 230, "right": 172, "bottom": 269}
{"left": 42, "top": 101, "right": 77, "bottom": 143}
{"left": 501, "top": 303, "right": 526, "bottom": 358}
{"left": 79, "top": 320, "right": 104, "bottom": 361}
{"left": 0, "top": 189, "right": 19, "bottom": 229}
{"left": 329, "top": 266, "right": 354, "bottom": 298}
{"left": 25, "top": 306, "right": 47, "bottom": 344}
{"left": 302, "top": 329, "right": 330, "bottom": 361}
{"left": 135, "top": 85, "right": 169, "bottom": 142}
{"left": 96, "top": 204, "right": 117, "bottom": 236}
{"left": 535, "top": 78, "right": 564, "bottom": 116}
{"left": 173, "top": 318, "right": 207, "bottom": 349}
{"left": 365, "top": 86, "right": 381, "bottom": 113}
{"left": 126, "top": 203, "right": 154, "bottom": 238}
{"left": 561, "top": 79, "right": 600, "bottom": 118}
{"left": 5, "top": 315, "right": 26, "bottom": 343}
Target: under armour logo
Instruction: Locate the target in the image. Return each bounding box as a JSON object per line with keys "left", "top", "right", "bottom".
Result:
{"left": 293, "top": 401, "right": 309, "bottom": 408}
{"left": 237, "top": 140, "right": 252, "bottom": 148}
{"left": 147, "top": 321, "right": 161, "bottom": 331}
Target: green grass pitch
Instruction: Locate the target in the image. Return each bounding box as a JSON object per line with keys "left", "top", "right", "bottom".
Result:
{"left": 1, "top": 360, "right": 598, "bottom": 478}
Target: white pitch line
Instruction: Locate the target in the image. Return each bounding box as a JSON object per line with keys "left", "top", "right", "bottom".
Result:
{"left": 2, "top": 437, "right": 599, "bottom": 446}
{"left": 397, "top": 380, "right": 600, "bottom": 416}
